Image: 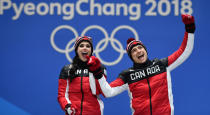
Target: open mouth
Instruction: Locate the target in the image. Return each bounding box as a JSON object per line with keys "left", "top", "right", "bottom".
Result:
{"left": 82, "top": 52, "right": 88, "bottom": 57}
{"left": 137, "top": 54, "right": 144, "bottom": 59}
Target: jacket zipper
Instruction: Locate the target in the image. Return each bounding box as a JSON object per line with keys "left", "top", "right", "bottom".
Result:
{"left": 80, "top": 75, "right": 84, "bottom": 115}
{"left": 147, "top": 78, "right": 152, "bottom": 115}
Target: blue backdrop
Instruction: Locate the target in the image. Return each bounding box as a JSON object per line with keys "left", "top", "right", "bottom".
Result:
{"left": 1, "top": 0, "right": 210, "bottom": 115}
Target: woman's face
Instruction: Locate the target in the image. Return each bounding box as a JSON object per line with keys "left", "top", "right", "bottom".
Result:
{"left": 131, "top": 45, "right": 147, "bottom": 64}
{"left": 77, "top": 41, "right": 92, "bottom": 62}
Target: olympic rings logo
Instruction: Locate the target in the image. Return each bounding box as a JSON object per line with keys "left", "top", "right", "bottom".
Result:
{"left": 50, "top": 25, "right": 139, "bottom": 66}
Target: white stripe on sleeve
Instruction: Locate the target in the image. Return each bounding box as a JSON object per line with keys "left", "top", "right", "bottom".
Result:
{"left": 168, "top": 33, "right": 194, "bottom": 71}
{"left": 98, "top": 76, "right": 128, "bottom": 97}
{"left": 65, "top": 79, "right": 71, "bottom": 104}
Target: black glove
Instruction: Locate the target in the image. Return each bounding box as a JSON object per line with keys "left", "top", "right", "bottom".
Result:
{"left": 182, "top": 14, "right": 195, "bottom": 33}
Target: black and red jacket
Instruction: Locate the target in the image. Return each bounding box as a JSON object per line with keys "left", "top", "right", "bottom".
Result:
{"left": 98, "top": 32, "right": 194, "bottom": 115}
{"left": 57, "top": 58, "right": 106, "bottom": 115}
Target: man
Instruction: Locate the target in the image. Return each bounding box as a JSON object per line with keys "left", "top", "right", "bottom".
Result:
{"left": 87, "top": 14, "right": 195, "bottom": 115}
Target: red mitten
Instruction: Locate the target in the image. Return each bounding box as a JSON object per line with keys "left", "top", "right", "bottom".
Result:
{"left": 181, "top": 14, "right": 195, "bottom": 33}
{"left": 86, "top": 55, "right": 103, "bottom": 79}
{"left": 182, "top": 14, "right": 194, "bottom": 24}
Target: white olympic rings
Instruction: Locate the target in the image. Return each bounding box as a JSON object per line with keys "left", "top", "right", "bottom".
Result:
{"left": 50, "top": 25, "right": 139, "bottom": 66}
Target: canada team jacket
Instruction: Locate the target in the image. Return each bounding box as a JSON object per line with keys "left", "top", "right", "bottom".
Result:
{"left": 98, "top": 32, "right": 194, "bottom": 115}
{"left": 57, "top": 64, "right": 106, "bottom": 115}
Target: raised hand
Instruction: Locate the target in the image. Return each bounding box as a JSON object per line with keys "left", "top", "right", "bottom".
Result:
{"left": 86, "top": 55, "right": 104, "bottom": 79}
{"left": 181, "top": 14, "right": 195, "bottom": 33}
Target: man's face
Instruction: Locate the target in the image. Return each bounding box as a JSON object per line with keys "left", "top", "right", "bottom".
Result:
{"left": 131, "top": 45, "right": 147, "bottom": 64}
{"left": 77, "top": 41, "right": 92, "bottom": 62}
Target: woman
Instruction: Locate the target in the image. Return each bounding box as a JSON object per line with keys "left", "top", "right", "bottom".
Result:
{"left": 57, "top": 36, "right": 106, "bottom": 115}
{"left": 87, "top": 14, "right": 195, "bottom": 115}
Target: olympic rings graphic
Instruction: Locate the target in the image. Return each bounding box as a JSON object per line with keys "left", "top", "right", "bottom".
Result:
{"left": 50, "top": 25, "right": 139, "bottom": 66}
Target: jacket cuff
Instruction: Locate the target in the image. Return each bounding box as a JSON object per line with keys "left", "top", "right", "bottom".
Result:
{"left": 65, "top": 103, "right": 71, "bottom": 110}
